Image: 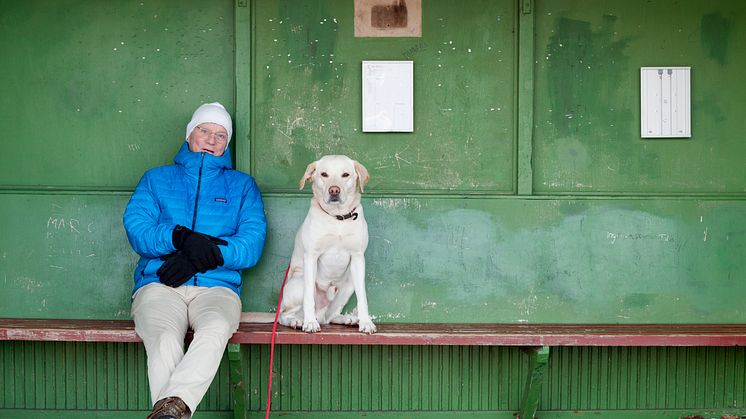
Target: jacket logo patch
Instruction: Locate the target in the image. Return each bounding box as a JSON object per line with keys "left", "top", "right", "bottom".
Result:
{"left": 214, "top": 198, "right": 228, "bottom": 203}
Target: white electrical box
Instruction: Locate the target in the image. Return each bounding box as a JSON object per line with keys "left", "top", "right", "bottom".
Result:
{"left": 362, "top": 60, "right": 413, "bottom": 132}
{"left": 640, "top": 67, "right": 691, "bottom": 138}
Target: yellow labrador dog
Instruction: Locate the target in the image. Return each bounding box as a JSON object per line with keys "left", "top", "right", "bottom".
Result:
{"left": 278, "top": 155, "right": 376, "bottom": 334}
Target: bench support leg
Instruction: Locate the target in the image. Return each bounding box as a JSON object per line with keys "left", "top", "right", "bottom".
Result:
{"left": 518, "top": 346, "right": 550, "bottom": 419}
{"left": 228, "top": 343, "right": 247, "bottom": 419}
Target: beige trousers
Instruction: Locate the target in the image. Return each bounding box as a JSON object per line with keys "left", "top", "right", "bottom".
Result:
{"left": 131, "top": 283, "right": 241, "bottom": 414}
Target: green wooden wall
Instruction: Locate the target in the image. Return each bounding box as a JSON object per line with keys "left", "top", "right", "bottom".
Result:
{"left": 251, "top": 0, "right": 516, "bottom": 193}
{"left": 1, "top": 0, "right": 745, "bottom": 417}
{"left": 0, "top": 0, "right": 235, "bottom": 189}
{"left": 3, "top": 343, "right": 746, "bottom": 416}
{"left": 533, "top": 0, "right": 746, "bottom": 194}
{"left": 4, "top": 193, "right": 745, "bottom": 323}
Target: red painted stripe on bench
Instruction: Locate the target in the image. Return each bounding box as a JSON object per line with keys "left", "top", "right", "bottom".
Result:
{"left": 3, "top": 319, "right": 745, "bottom": 346}
{"left": 229, "top": 323, "right": 746, "bottom": 346}
{"left": 0, "top": 319, "right": 141, "bottom": 342}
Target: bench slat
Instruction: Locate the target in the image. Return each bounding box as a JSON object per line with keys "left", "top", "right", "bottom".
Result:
{"left": 2, "top": 319, "right": 746, "bottom": 346}
{"left": 231, "top": 323, "right": 746, "bottom": 346}
{"left": 0, "top": 319, "right": 140, "bottom": 342}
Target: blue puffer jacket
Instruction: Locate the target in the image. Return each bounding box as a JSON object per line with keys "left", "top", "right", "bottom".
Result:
{"left": 123, "top": 142, "right": 267, "bottom": 296}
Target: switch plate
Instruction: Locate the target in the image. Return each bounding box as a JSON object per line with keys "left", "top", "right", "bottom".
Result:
{"left": 641, "top": 67, "right": 691, "bottom": 138}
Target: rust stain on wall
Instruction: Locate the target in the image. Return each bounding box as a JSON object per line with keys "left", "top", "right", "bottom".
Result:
{"left": 371, "top": 1, "right": 408, "bottom": 29}
{"left": 355, "top": 0, "right": 421, "bottom": 37}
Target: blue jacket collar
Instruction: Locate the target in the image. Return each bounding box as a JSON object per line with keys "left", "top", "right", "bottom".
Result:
{"left": 173, "top": 142, "right": 232, "bottom": 177}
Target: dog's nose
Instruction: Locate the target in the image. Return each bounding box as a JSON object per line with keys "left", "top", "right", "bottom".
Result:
{"left": 329, "top": 186, "right": 341, "bottom": 195}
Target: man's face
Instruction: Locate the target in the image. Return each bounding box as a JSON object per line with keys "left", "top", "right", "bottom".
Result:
{"left": 188, "top": 122, "right": 229, "bottom": 156}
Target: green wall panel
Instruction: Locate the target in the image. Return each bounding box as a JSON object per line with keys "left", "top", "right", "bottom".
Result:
{"left": 3, "top": 193, "right": 745, "bottom": 324}
{"left": 0, "top": 0, "right": 235, "bottom": 189}
{"left": 253, "top": 345, "right": 746, "bottom": 412}
{"left": 2, "top": 0, "right": 746, "bottom": 416}
{"left": 5, "top": 342, "right": 743, "bottom": 415}
{"left": 249, "top": 196, "right": 746, "bottom": 323}
{"left": 541, "top": 347, "right": 746, "bottom": 411}
{"left": 252, "top": 0, "right": 516, "bottom": 193}
{"left": 532, "top": 0, "right": 746, "bottom": 194}
{"left": 251, "top": 345, "right": 529, "bottom": 412}
{"left": 0, "top": 193, "right": 135, "bottom": 319}
{"left": 0, "top": 341, "right": 232, "bottom": 411}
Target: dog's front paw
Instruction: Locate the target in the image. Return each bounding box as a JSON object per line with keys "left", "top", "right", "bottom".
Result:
{"left": 330, "top": 312, "right": 358, "bottom": 325}
{"left": 302, "top": 319, "right": 321, "bottom": 333}
{"left": 358, "top": 319, "right": 377, "bottom": 334}
{"left": 280, "top": 315, "right": 303, "bottom": 329}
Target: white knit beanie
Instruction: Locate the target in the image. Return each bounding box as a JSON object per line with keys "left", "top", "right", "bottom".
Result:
{"left": 185, "top": 102, "right": 233, "bottom": 144}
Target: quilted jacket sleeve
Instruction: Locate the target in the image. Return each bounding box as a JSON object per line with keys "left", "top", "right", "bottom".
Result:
{"left": 218, "top": 177, "right": 267, "bottom": 270}
{"left": 123, "top": 170, "right": 177, "bottom": 258}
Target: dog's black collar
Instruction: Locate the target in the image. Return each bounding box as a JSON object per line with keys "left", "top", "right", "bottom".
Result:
{"left": 334, "top": 209, "right": 359, "bottom": 221}
{"left": 320, "top": 205, "right": 358, "bottom": 221}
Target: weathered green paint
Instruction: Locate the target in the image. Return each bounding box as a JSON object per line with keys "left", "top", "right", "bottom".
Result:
{"left": 519, "top": 346, "right": 549, "bottom": 419}
{"left": 2, "top": 0, "right": 744, "bottom": 322}
{"left": 251, "top": 0, "right": 516, "bottom": 193}
{"left": 701, "top": 13, "right": 732, "bottom": 66}
{"left": 3, "top": 193, "right": 746, "bottom": 324}
{"left": 532, "top": 0, "right": 746, "bottom": 194}
{"left": 234, "top": 0, "right": 252, "bottom": 173}
{"left": 2, "top": 0, "right": 746, "bottom": 417}
{"left": 517, "top": 0, "right": 535, "bottom": 195}
{"left": 0, "top": 193, "right": 134, "bottom": 319}
{"left": 258, "top": 343, "right": 524, "bottom": 412}
{"left": 0, "top": 0, "right": 235, "bottom": 189}
{"left": 255, "top": 196, "right": 746, "bottom": 323}
{"left": 3, "top": 342, "right": 745, "bottom": 415}
{"left": 227, "top": 343, "right": 247, "bottom": 419}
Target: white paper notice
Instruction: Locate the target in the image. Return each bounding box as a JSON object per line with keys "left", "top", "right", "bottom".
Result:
{"left": 362, "top": 60, "right": 413, "bottom": 132}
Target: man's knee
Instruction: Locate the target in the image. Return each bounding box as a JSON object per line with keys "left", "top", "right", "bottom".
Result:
{"left": 147, "top": 331, "right": 185, "bottom": 354}
{"left": 135, "top": 315, "right": 188, "bottom": 340}
{"left": 195, "top": 315, "right": 238, "bottom": 338}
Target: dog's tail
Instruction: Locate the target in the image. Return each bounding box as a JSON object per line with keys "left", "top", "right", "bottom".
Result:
{"left": 240, "top": 312, "right": 277, "bottom": 323}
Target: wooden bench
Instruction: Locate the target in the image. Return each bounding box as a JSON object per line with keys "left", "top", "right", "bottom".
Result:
{"left": 3, "top": 318, "right": 746, "bottom": 419}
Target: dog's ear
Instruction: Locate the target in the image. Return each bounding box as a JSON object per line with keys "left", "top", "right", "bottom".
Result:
{"left": 299, "top": 161, "right": 317, "bottom": 190}
{"left": 353, "top": 160, "right": 369, "bottom": 193}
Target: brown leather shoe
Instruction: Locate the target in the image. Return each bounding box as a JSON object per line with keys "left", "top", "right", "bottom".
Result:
{"left": 146, "top": 396, "right": 190, "bottom": 419}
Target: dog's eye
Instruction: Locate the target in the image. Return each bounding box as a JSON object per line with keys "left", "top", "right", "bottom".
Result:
{"left": 320, "top": 172, "right": 328, "bottom": 178}
{"left": 342, "top": 172, "right": 350, "bottom": 178}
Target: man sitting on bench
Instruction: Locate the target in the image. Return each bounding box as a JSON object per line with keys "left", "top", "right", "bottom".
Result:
{"left": 123, "top": 102, "right": 267, "bottom": 419}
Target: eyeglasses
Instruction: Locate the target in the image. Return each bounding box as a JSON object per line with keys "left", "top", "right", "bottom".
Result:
{"left": 195, "top": 125, "right": 228, "bottom": 142}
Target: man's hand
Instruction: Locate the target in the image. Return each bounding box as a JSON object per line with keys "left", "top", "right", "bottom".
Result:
{"left": 172, "top": 225, "right": 228, "bottom": 273}
{"left": 157, "top": 252, "right": 197, "bottom": 288}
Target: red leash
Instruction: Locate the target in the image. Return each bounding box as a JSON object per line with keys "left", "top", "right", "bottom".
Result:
{"left": 265, "top": 263, "right": 291, "bottom": 419}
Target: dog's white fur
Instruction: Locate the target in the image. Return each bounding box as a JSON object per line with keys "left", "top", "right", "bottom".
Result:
{"left": 278, "top": 155, "right": 376, "bottom": 334}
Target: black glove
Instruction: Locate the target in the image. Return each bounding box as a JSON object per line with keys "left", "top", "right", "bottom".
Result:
{"left": 157, "top": 251, "right": 197, "bottom": 288}
{"left": 172, "top": 225, "right": 228, "bottom": 273}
